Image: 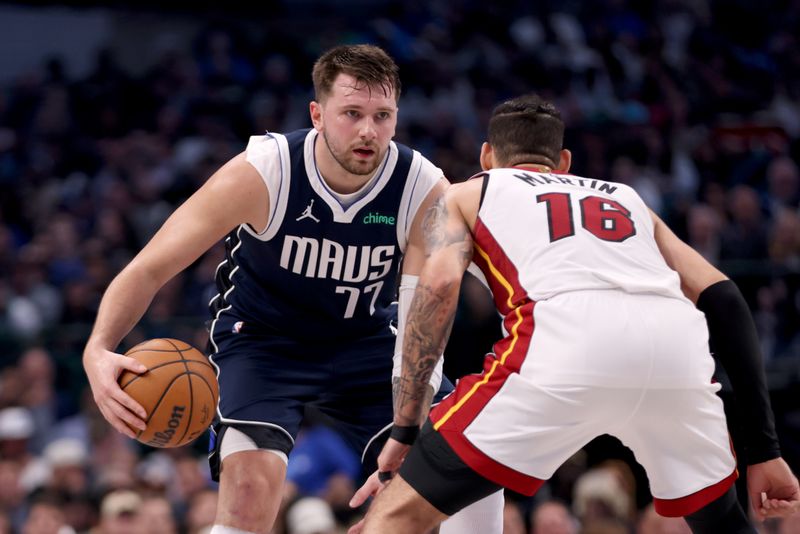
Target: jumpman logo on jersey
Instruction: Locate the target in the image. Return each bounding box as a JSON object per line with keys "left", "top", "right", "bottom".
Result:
{"left": 296, "top": 199, "right": 320, "bottom": 223}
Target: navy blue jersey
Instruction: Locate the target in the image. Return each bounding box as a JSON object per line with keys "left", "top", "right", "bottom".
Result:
{"left": 209, "top": 128, "right": 442, "bottom": 341}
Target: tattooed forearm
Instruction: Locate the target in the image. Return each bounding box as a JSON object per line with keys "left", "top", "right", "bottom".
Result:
{"left": 396, "top": 189, "right": 471, "bottom": 425}
{"left": 395, "top": 281, "right": 459, "bottom": 426}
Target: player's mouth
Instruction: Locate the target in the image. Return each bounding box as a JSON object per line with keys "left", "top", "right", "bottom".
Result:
{"left": 353, "top": 147, "right": 375, "bottom": 159}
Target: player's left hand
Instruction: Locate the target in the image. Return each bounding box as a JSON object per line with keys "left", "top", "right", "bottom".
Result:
{"left": 350, "top": 437, "right": 413, "bottom": 508}
{"left": 347, "top": 470, "right": 382, "bottom": 534}
{"left": 747, "top": 457, "right": 800, "bottom": 520}
{"left": 349, "top": 470, "right": 384, "bottom": 510}
{"left": 376, "top": 437, "right": 412, "bottom": 474}
{"left": 347, "top": 438, "right": 412, "bottom": 534}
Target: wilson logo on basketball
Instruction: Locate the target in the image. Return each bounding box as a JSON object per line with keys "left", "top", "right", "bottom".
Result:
{"left": 120, "top": 338, "right": 219, "bottom": 448}
{"left": 148, "top": 405, "right": 186, "bottom": 447}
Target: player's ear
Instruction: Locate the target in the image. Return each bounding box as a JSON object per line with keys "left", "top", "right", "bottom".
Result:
{"left": 310, "top": 101, "right": 323, "bottom": 130}
{"left": 556, "top": 149, "right": 571, "bottom": 173}
{"left": 480, "top": 142, "right": 494, "bottom": 171}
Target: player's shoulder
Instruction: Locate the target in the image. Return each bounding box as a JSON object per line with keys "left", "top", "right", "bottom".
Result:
{"left": 448, "top": 176, "right": 483, "bottom": 201}
{"left": 211, "top": 152, "right": 264, "bottom": 191}
{"left": 393, "top": 143, "right": 444, "bottom": 201}
{"left": 391, "top": 138, "right": 414, "bottom": 156}
{"left": 246, "top": 128, "right": 310, "bottom": 151}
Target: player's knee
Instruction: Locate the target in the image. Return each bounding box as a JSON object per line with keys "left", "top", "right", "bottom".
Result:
{"left": 230, "top": 471, "right": 272, "bottom": 498}
{"left": 222, "top": 451, "right": 286, "bottom": 500}
{"left": 216, "top": 452, "right": 286, "bottom": 530}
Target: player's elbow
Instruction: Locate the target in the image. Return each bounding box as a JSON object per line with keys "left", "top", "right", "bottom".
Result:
{"left": 117, "top": 258, "right": 170, "bottom": 294}
{"left": 420, "top": 264, "right": 463, "bottom": 299}
{"left": 683, "top": 270, "right": 729, "bottom": 303}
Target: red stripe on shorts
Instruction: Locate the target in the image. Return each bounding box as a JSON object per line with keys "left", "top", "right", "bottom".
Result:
{"left": 653, "top": 469, "right": 738, "bottom": 517}
{"left": 438, "top": 426, "right": 546, "bottom": 496}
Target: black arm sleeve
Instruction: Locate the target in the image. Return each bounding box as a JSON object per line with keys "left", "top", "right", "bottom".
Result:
{"left": 695, "top": 279, "right": 781, "bottom": 464}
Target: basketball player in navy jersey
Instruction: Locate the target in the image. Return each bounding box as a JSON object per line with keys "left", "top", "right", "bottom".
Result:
{"left": 83, "top": 45, "right": 503, "bottom": 534}
{"left": 354, "top": 94, "right": 799, "bottom": 533}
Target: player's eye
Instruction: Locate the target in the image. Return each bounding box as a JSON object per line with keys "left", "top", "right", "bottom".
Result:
{"left": 376, "top": 111, "right": 391, "bottom": 121}
{"left": 345, "top": 110, "right": 361, "bottom": 119}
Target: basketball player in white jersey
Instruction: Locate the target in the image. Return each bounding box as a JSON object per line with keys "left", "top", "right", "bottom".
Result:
{"left": 355, "top": 94, "right": 799, "bottom": 533}
{"left": 83, "top": 45, "right": 503, "bottom": 534}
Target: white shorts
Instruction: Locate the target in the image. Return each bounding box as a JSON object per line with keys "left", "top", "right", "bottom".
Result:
{"left": 430, "top": 289, "right": 737, "bottom": 517}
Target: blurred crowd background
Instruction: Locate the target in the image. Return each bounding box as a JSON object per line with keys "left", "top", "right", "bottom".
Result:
{"left": 0, "top": 0, "right": 799, "bottom": 532}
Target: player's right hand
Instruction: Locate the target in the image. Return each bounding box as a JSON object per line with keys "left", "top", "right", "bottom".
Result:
{"left": 83, "top": 345, "right": 148, "bottom": 439}
{"left": 747, "top": 457, "right": 800, "bottom": 520}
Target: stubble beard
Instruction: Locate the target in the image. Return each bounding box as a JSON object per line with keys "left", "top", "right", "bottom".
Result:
{"left": 322, "top": 130, "right": 384, "bottom": 177}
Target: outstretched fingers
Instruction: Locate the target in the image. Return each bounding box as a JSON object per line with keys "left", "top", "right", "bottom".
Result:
{"left": 350, "top": 471, "right": 384, "bottom": 509}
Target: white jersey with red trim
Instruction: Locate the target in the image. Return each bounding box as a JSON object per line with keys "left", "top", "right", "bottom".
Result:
{"left": 472, "top": 167, "right": 686, "bottom": 307}
{"left": 426, "top": 167, "right": 737, "bottom": 513}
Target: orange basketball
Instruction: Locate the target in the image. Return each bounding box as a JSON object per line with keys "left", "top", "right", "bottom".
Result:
{"left": 119, "top": 338, "right": 218, "bottom": 448}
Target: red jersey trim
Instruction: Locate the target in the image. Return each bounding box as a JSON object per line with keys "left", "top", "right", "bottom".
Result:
{"left": 472, "top": 217, "right": 528, "bottom": 315}
{"left": 431, "top": 220, "right": 534, "bottom": 432}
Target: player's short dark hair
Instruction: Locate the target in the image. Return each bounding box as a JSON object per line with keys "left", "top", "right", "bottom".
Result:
{"left": 312, "top": 44, "right": 401, "bottom": 102}
{"left": 487, "top": 94, "right": 564, "bottom": 168}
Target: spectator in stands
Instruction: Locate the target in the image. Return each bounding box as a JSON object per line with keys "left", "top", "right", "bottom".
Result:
{"left": 530, "top": 499, "right": 579, "bottom": 534}
{"left": 94, "top": 490, "right": 141, "bottom": 534}
{"left": 138, "top": 496, "right": 178, "bottom": 534}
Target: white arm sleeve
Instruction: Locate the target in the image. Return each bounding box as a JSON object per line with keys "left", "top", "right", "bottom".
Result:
{"left": 392, "top": 274, "right": 444, "bottom": 392}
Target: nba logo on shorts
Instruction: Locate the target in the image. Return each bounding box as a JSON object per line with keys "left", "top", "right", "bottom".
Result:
{"left": 232, "top": 321, "right": 244, "bottom": 334}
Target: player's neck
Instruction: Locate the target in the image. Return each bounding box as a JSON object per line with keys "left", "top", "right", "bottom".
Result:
{"left": 512, "top": 163, "right": 552, "bottom": 173}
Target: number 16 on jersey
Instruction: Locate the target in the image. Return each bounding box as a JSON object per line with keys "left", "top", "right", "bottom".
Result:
{"left": 537, "top": 193, "right": 636, "bottom": 243}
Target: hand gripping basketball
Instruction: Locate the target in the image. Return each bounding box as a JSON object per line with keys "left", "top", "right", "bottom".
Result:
{"left": 118, "top": 338, "right": 219, "bottom": 448}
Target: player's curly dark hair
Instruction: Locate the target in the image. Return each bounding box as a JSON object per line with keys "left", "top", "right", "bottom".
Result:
{"left": 488, "top": 94, "right": 564, "bottom": 168}
{"left": 312, "top": 44, "right": 401, "bottom": 102}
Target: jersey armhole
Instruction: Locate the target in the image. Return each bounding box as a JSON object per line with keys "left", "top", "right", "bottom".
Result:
{"left": 397, "top": 152, "right": 442, "bottom": 252}
{"left": 479, "top": 173, "right": 490, "bottom": 209}
{"left": 242, "top": 133, "right": 291, "bottom": 241}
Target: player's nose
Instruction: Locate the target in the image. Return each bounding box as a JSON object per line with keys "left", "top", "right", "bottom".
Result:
{"left": 358, "top": 118, "right": 377, "bottom": 141}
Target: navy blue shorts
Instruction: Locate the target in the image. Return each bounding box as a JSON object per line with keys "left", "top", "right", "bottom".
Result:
{"left": 207, "top": 317, "right": 453, "bottom": 478}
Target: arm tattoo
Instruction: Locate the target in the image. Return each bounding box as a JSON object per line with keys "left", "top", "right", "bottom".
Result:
{"left": 395, "top": 191, "right": 472, "bottom": 425}
{"left": 394, "top": 281, "right": 459, "bottom": 426}
{"left": 422, "top": 195, "right": 474, "bottom": 267}
{"left": 422, "top": 196, "right": 449, "bottom": 254}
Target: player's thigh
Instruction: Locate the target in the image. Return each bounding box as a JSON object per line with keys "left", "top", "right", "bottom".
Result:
{"left": 432, "top": 370, "right": 625, "bottom": 493}
{"left": 363, "top": 473, "right": 448, "bottom": 533}
{"left": 208, "top": 334, "right": 330, "bottom": 479}
{"left": 397, "top": 421, "right": 504, "bottom": 517}
{"left": 614, "top": 385, "right": 737, "bottom": 516}
{"left": 314, "top": 330, "right": 398, "bottom": 462}
{"left": 211, "top": 334, "right": 326, "bottom": 431}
